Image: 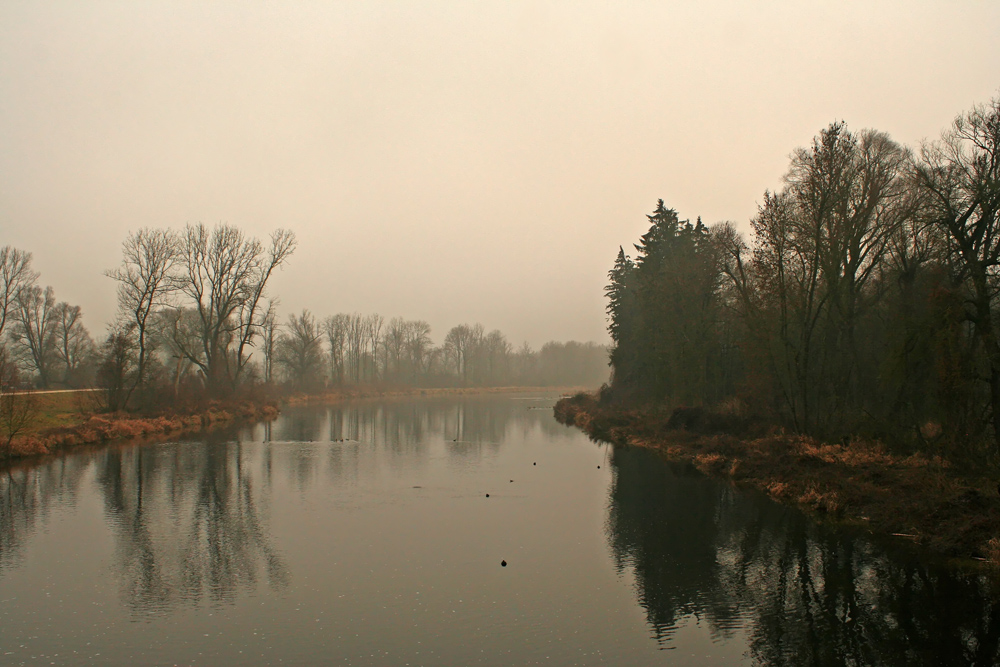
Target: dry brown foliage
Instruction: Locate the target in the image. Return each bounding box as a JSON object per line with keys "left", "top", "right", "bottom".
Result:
{"left": 3, "top": 401, "right": 279, "bottom": 461}
{"left": 555, "top": 392, "right": 1000, "bottom": 565}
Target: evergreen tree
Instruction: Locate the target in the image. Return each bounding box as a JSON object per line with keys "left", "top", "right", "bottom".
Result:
{"left": 605, "top": 246, "right": 636, "bottom": 387}
{"left": 609, "top": 200, "right": 722, "bottom": 403}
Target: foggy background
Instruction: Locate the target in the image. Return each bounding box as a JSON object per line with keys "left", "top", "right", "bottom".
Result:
{"left": 1, "top": 1, "right": 997, "bottom": 346}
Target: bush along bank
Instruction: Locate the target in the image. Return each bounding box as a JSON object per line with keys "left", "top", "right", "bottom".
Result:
{"left": 3, "top": 400, "right": 280, "bottom": 462}
{"left": 555, "top": 392, "right": 1000, "bottom": 566}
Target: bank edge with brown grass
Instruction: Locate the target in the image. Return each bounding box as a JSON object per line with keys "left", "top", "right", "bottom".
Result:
{"left": 554, "top": 392, "right": 1000, "bottom": 566}
{"left": 3, "top": 398, "right": 281, "bottom": 462}
{"left": 4, "top": 386, "right": 578, "bottom": 464}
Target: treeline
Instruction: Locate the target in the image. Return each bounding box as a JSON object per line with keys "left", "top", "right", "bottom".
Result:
{"left": 605, "top": 95, "right": 1000, "bottom": 459}
{"left": 0, "top": 224, "right": 608, "bottom": 414}
{"left": 0, "top": 247, "right": 96, "bottom": 390}
{"left": 271, "top": 312, "right": 608, "bottom": 393}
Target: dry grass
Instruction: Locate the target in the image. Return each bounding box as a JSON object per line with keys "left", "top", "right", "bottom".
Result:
{"left": 22, "top": 391, "right": 94, "bottom": 434}
{"left": 4, "top": 392, "right": 280, "bottom": 461}
{"left": 555, "top": 392, "right": 1000, "bottom": 565}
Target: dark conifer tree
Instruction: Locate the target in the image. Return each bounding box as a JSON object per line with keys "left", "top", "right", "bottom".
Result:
{"left": 606, "top": 246, "right": 637, "bottom": 388}
{"left": 609, "top": 201, "right": 722, "bottom": 403}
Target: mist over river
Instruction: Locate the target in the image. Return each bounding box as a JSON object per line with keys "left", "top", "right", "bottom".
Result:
{"left": 1, "top": 393, "right": 998, "bottom": 666}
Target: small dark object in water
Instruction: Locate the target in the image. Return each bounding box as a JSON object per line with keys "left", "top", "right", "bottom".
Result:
{"left": 509, "top": 479, "right": 513, "bottom": 483}
{"left": 486, "top": 493, "right": 490, "bottom": 498}
{"left": 501, "top": 560, "right": 507, "bottom": 567}
{"left": 597, "top": 465, "right": 601, "bottom": 469}
{"left": 533, "top": 462, "right": 536, "bottom": 465}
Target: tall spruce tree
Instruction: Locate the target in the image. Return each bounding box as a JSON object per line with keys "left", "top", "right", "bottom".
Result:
{"left": 609, "top": 201, "right": 722, "bottom": 403}
{"left": 606, "top": 246, "right": 637, "bottom": 388}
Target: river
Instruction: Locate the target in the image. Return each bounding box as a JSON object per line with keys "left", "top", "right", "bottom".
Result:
{"left": 1, "top": 393, "right": 998, "bottom": 666}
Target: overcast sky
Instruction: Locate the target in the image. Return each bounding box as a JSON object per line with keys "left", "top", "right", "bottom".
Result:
{"left": 1, "top": 1, "right": 998, "bottom": 347}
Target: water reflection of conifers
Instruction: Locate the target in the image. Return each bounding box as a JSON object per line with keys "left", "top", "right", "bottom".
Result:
{"left": 607, "top": 445, "right": 743, "bottom": 645}
{"left": 608, "top": 445, "right": 1000, "bottom": 666}
{"left": 96, "top": 439, "right": 288, "bottom": 615}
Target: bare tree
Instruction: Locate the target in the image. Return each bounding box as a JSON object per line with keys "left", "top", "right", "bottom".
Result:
{"left": 175, "top": 224, "right": 296, "bottom": 393}
{"left": 383, "top": 317, "right": 407, "bottom": 381}
{"left": 346, "top": 313, "right": 366, "bottom": 383}
{"left": 230, "top": 229, "right": 297, "bottom": 388}
{"left": 511, "top": 341, "right": 537, "bottom": 385}
{"left": 276, "top": 310, "right": 324, "bottom": 389}
{"left": 324, "top": 314, "right": 350, "bottom": 385}
{"left": 404, "top": 320, "right": 432, "bottom": 382}
{"left": 154, "top": 308, "right": 200, "bottom": 397}
{"left": 0, "top": 247, "right": 38, "bottom": 339}
{"left": 787, "top": 126, "right": 911, "bottom": 386}
{"left": 365, "top": 314, "right": 384, "bottom": 381}
{"left": 915, "top": 95, "right": 1000, "bottom": 448}
{"left": 12, "top": 285, "right": 57, "bottom": 388}
{"left": 95, "top": 324, "right": 138, "bottom": 412}
{"left": 51, "top": 302, "right": 96, "bottom": 387}
{"left": 260, "top": 302, "right": 279, "bottom": 384}
{"left": 444, "top": 323, "right": 483, "bottom": 385}
{"left": 713, "top": 124, "right": 912, "bottom": 432}
{"left": 482, "top": 329, "right": 512, "bottom": 385}
{"left": 106, "top": 228, "right": 180, "bottom": 404}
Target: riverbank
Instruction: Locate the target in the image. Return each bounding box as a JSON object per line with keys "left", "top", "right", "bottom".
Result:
{"left": 3, "top": 386, "right": 579, "bottom": 463}
{"left": 5, "top": 397, "right": 281, "bottom": 460}
{"left": 554, "top": 392, "right": 1000, "bottom": 565}
{"left": 284, "top": 385, "right": 583, "bottom": 405}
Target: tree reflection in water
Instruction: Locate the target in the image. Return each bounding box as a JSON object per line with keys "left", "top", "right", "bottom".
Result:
{"left": 0, "top": 457, "right": 90, "bottom": 569}
{"left": 10, "top": 397, "right": 993, "bottom": 663}
{"left": 95, "top": 436, "right": 288, "bottom": 615}
{"left": 608, "top": 445, "right": 1000, "bottom": 666}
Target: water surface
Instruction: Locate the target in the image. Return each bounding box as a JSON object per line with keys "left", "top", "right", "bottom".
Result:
{"left": 1, "top": 393, "right": 998, "bottom": 665}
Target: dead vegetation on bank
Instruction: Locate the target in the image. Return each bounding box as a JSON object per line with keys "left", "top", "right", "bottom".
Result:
{"left": 2, "top": 385, "right": 570, "bottom": 463}
{"left": 2, "top": 396, "right": 279, "bottom": 461}
{"left": 555, "top": 392, "right": 1000, "bottom": 564}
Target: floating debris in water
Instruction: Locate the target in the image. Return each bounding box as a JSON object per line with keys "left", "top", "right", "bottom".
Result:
{"left": 485, "top": 493, "right": 490, "bottom": 498}
{"left": 501, "top": 560, "right": 507, "bottom": 567}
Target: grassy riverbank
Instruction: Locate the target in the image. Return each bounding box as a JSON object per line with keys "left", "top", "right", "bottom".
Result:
{"left": 5, "top": 392, "right": 280, "bottom": 460}
{"left": 554, "top": 392, "right": 1000, "bottom": 565}
{"left": 3, "top": 386, "right": 577, "bottom": 463}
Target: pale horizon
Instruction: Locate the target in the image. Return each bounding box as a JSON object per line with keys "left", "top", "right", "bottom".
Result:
{"left": 2, "top": 1, "right": 998, "bottom": 346}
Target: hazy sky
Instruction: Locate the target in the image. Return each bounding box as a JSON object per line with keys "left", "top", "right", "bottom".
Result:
{"left": 1, "top": 1, "right": 998, "bottom": 347}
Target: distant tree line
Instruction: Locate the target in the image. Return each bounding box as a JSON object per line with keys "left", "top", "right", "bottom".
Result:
{"left": 268, "top": 311, "right": 607, "bottom": 394}
{"left": 0, "top": 224, "right": 608, "bottom": 414}
{"left": 605, "top": 95, "right": 1000, "bottom": 459}
{"left": 0, "top": 247, "right": 97, "bottom": 392}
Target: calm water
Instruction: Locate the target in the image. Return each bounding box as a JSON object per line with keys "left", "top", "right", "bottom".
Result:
{"left": 1, "top": 393, "right": 999, "bottom": 666}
